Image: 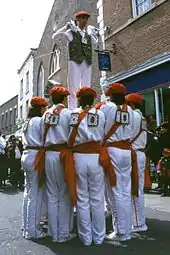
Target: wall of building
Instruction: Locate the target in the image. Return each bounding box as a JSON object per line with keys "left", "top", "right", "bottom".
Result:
{"left": 0, "top": 96, "right": 18, "bottom": 137}
{"left": 33, "top": 0, "right": 102, "bottom": 99}
{"left": 102, "top": 0, "right": 170, "bottom": 78}
{"left": 17, "top": 52, "right": 35, "bottom": 129}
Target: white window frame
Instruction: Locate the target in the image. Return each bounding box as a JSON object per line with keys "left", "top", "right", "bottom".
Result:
{"left": 20, "top": 79, "right": 23, "bottom": 100}
{"left": 26, "top": 71, "right": 29, "bottom": 93}
{"left": 20, "top": 105, "right": 23, "bottom": 119}
{"left": 26, "top": 99, "right": 29, "bottom": 115}
{"left": 50, "top": 48, "right": 60, "bottom": 76}
{"left": 37, "top": 64, "right": 45, "bottom": 97}
{"left": 5, "top": 111, "right": 8, "bottom": 127}
{"left": 132, "top": 0, "right": 152, "bottom": 17}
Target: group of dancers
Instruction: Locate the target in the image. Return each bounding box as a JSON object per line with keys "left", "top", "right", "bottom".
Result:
{"left": 21, "top": 82, "right": 148, "bottom": 246}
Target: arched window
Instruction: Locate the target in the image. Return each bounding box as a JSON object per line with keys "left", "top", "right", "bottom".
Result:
{"left": 49, "top": 45, "right": 60, "bottom": 76}
{"left": 37, "top": 63, "right": 44, "bottom": 96}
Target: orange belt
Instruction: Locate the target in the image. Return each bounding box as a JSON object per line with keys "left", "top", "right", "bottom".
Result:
{"left": 60, "top": 141, "right": 116, "bottom": 206}
{"left": 105, "top": 140, "right": 139, "bottom": 197}
{"left": 33, "top": 143, "right": 67, "bottom": 186}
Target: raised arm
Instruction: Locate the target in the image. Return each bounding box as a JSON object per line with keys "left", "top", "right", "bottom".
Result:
{"left": 87, "top": 25, "right": 100, "bottom": 45}
{"left": 52, "top": 20, "right": 77, "bottom": 41}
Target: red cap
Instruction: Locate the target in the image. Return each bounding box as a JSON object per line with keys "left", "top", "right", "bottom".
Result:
{"left": 49, "top": 86, "right": 70, "bottom": 97}
{"left": 75, "top": 11, "right": 90, "bottom": 18}
{"left": 30, "top": 97, "right": 48, "bottom": 107}
{"left": 76, "top": 87, "right": 97, "bottom": 98}
{"left": 125, "top": 93, "right": 144, "bottom": 105}
{"left": 105, "top": 83, "right": 126, "bottom": 96}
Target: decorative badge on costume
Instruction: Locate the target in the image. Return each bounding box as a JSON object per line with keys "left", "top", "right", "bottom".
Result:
{"left": 45, "top": 112, "right": 60, "bottom": 126}
{"left": 115, "top": 109, "right": 129, "bottom": 125}
{"left": 70, "top": 113, "right": 79, "bottom": 126}
{"left": 22, "top": 119, "right": 30, "bottom": 132}
{"left": 87, "top": 113, "right": 99, "bottom": 127}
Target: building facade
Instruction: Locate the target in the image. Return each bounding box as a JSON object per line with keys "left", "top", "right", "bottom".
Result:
{"left": 0, "top": 95, "right": 18, "bottom": 138}
{"left": 17, "top": 49, "right": 37, "bottom": 134}
{"left": 33, "top": 0, "right": 101, "bottom": 100}
{"left": 98, "top": 0, "right": 170, "bottom": 126}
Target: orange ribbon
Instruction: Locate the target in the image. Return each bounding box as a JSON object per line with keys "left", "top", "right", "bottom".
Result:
{"left": 105, "top": 140, "right": 139, "bottom": 197}
{"left": 60, "top": 141, "right": 116, "bottom": 206}
{"left": 34, "top": 148, "right": 46, "bottom": 186}
{"left": 34, "top": 144, "right": 67, "bottom": 187}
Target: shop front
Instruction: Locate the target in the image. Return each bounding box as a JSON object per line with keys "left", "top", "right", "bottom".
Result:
{"left": 106, "top": 52, "right": 170, "bottom": 128}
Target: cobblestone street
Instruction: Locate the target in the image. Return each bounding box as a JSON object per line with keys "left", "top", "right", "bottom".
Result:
{"left": 0, "top": 189, "right": 170, "bottom": 255}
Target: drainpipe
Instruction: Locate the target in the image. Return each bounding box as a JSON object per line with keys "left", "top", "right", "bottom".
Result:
{"left": 154, "top": 89, "right": 160, "bottom": 127}
{"left": 97, "top": 0, "right": 107, "bottom": 101}
{"left": 160, "top": 88, "right": 164, "bottom": 122}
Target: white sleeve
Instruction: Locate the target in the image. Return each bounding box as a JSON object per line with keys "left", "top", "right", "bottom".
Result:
{"left": 66, "top": 109, "right": 72, "bottom": 128}
{"left": 64, "top": 30, "right": 73, "bottom": 42}
{"left": 131, "top": 111, "right": 141, "bottom": 140}
{"left": 99, "top": 111, "right": 106, "bottom": 141}
{"left": 52, "top": 25, "right": 73, "bottom": 42}
{"left": 91, "top": 34, "right": 99, "bottom": 45}
{"left": 0, "top": 138, "right": 6, "bottom": 149}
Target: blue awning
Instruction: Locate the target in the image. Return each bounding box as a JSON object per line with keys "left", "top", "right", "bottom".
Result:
{"left": 121, "top": 62, "right": 170, "bottom": 93}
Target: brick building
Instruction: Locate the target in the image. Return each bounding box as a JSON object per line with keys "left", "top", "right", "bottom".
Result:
{"left": 17, "top": 49, "right": 37, "bottom": 135}
{"left": 33, "top": 0, "right": 101, "bottom": 101}
{"left": 98, "top": 0, "right": 170, "bottom": 126}
{"left": 0, "top": 96, "right": 18, "bottom": 138}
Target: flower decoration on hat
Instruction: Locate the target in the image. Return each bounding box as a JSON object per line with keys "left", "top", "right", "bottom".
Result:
{"left": 49, "top": 86, "right": 70, "bottom": 97}
{"left": 125, "top": 93, "right": 144, "bottom": 105}
{"left": 105, "top": 83, "right": 126, "bottom": 97}
{"left": 75, "top": 11, "right": 90, "bottom": 18}
{"left": 76, "top": 86, "right": 97, "bottom": 98}
{"left": 30, "top": 97, "right": 48, "bottom": 107}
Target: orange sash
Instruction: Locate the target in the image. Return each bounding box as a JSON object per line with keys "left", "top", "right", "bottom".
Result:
{"left": 105, "top": 140, "right": 139, "bottom": 196}
{"left": 60, "top": 140, "right": 117, "bottom": 206}
{"left": 101, "top": 104, "right": 139, "bottom": 197}
{"left": 59, "top": 107, "right": 91, "bottom": 205}
{"left": 34, "top": 105, "right": 65, "bottom": 186}
{"left": 60, "top": 106, "right": 117, "bottom": 206}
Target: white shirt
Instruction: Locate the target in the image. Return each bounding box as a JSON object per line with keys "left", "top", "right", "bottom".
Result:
{"left": 65, "top": 27, "right": 98, "bottom": 45}
{"left": 41, "top": 104, "right": 71, "bottom": 146}
{"left": 53, "top": 23, "right": 98, "bottom": 45}
{"left": 21, "top": 116, "right": 42, "bottom": 170}
{"left": 22, "top": 117, "right": 42, "bottom": 147}
{"left": 69, "top": 107, "right": 105, "bottom": 145}
{"left": 100, "top": 102, "right": 134, "bottom": 142}
{"left": 15, "top": 145, "right": 21, "bottom": 159}
{"left": 0, "top": 136, "right": 6, "bottom": 155}
{"left": 131, "top": 109, "right": 147, "bottom": 150}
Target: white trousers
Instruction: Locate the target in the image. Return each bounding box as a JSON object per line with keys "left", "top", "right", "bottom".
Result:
{"left": 105, "top": 181, "right": 112, "bottom": 212}
{"left": 22, "top": 169, "right": 44, "bottom": 237}
{"left": 107, "top": 147, "right": 132, "bottom": 235}
{"left": 45, "top": 151, "right": 72, "bottom": 241}
{"left": 74, "top": 153, "right": 105, "bottom": 245}
{"left": 132, "top": 151, "right": 146, "bottom": 227}
{"left": 67, "top": 61, "right": 92, "bottom": 110}
{"left": 41, "top": 199, "right": 47, "bottom": 221}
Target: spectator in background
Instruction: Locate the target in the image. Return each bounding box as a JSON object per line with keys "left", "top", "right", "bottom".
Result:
{"left": 7, "top": 135, "right": 23, "bottom": 189}
{"left": 0, "top": 131, "right": 7, "bottom": 188}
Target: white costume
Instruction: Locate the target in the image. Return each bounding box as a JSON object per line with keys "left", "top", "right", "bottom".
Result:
{"left": 52, "top": 23, "right": 98, "bottom": 110}
{"left": 69, "top": 107, "right": 105, "bottom": 246}
{"left": 101, "top": 102, "right": 134, "bottom": 241}
{"left": 41, "top": 104, "right": 72, "bottom": 242}
{"left": 0, "top": 136, "right": 6, "bottom": 155}
{"left": 21, "top": 117, "right": 45, "bottom": 239}
{"left": 131, "top": 109, "right": 147, "bottom": 232}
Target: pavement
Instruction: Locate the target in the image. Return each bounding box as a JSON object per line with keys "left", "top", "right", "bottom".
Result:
{"left": 0, "top": 188, "right": 170, "bottom": 255}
